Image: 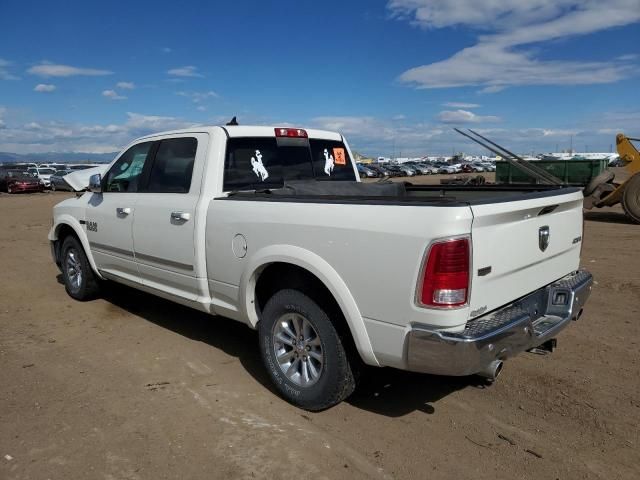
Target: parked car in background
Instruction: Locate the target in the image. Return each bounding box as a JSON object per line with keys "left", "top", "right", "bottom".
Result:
{"left": 406, "top": 162, "right": 433, "bottom": 175}
{"left": 481, "top": 162, "right": 496, "bottom": 172}
{"left": 366, "top": 165, "right": 390, "bottom": 177}
{"left": 50, "top": 169, "right": 74, "bottom": 191}
{"left": 379, "top": 164, "right": 403, "bottom": 177}
{"left": 397, "top": 165, "right": 416, "bottom": 176}
{"left": 438, "top": 165, "right": 457, "bottom": 174}
{"left": 357, "top": 164, "right": 377, "bottom": 178}
{"left": 422, "top": 164, "right": 439, "bottom": 175}
{"left": 26, "top": 167, "right": 57, "bottom": 188}
{"left": 1, "top": 169, "right": 45, "bottom": 193}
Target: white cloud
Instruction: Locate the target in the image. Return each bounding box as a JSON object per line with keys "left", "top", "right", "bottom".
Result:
{"left": 124, "top": 112, "right": 196, "bottom": 132}
{"left": 0, "top": 109, "right": 633, "bottom": 155}
{"left": 34, "top": 84, "right": 56, "bottom": 92}
{"left": 390, "top": 0, "right": 640, "bottom": 90}
{"left": 176, "top": 90, "right": 218, "bottom": 103}
{"left": 162, "top": 47, "right": 172, "bottom": 53}
{"left": 28, "top": 62, "right": 112, "bottom": 77}
{"left": 437, "top": 109, "right": 500, "bottom": 123}
{"left": 392, "top": 114, "right": 406, "bottom": 120}
{"left": 196, "top": 106, "right": 206, "bottom": 112}
{"left": 443, "top": 102, "right": 480, "bottom": 108}
{"left": 102, "top": 89, "right": 127, "bottom": 100}
{"left": 167, "top": 66, "right": 203, "bottom": 77}
{"left": 0, "top": 58, "right": 20, "bottom": 80}
{"left": 116, "top": 81, "right": 135, "bottom": 89}
{"left": 478, "top": 85, "right": 507, "bottom": 94}
{"left": 0, "top": 111, "right": 200, "bottom": 154}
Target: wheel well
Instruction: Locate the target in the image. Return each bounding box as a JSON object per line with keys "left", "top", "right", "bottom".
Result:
{"left": 54, "top": 224, "right": 79, "bottom": 264}
{"left": 255, "top": 263, "right": 360, "bottom": 360}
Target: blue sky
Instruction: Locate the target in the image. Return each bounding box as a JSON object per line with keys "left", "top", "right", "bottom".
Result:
{"left": 0, "top": 0, "right": 639, "bottom": 157}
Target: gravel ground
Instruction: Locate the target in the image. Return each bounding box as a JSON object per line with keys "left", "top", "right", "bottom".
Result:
{"left": 0, "top": 179, "right": 638, "bottom": 480}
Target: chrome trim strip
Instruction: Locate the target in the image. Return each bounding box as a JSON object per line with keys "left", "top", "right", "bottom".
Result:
{"left": 135, "top": 252, "right": 193, "bottom": 271}
{"left": 90, "top": 242, "right": 134, "bottom": 258}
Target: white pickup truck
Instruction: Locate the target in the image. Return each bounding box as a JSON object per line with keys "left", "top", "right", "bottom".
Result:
{"left": 50, "top": 125, "right": 593, "bottom": 410}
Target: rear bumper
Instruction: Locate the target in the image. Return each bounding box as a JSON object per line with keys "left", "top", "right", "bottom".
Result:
{"left": 406, "top": 270, "right": 593, "bottom": 376}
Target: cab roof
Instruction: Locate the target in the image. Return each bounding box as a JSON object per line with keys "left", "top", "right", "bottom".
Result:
{"left": 136, "top": 125, "right": 342, "bottom": 142}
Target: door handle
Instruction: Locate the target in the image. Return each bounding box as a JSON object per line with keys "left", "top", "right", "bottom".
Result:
{"left": 116, "top": 207, "right": 132, "bottom": 216}
{"left": 171, "top": 211, "right": 191, "bottom": 221}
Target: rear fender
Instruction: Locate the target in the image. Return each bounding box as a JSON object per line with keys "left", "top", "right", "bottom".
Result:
{"left": 239, "top": 244, "right": 379, "bottom": 366}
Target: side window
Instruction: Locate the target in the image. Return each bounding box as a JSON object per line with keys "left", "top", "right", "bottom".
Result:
{"left": 147, "top": 137, "right": 197, "bottom": 193}
{"left": 104, "top": 142, "right": 153, "bottom": 193}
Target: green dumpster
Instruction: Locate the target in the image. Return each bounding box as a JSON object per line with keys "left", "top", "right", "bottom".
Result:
{"left": 495, "top": 159, "right": 609, "bottom": 185}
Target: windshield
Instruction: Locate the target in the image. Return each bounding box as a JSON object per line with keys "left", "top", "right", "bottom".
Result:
{"left": 39, "top": 168, "right": 56, "bottom": 174}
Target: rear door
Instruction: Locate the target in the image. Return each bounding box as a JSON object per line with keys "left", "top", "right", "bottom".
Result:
{"left": 468, "top": 189, "right": 584, "bottom": 318}
{"left": 86, "top": 141, "right": 154, "bottom": 282}
{"left": 132, "top": 134, "right": 209, "bottom": 300}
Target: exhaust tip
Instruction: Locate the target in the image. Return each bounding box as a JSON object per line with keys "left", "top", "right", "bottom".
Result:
{"left": 478, "top": 360, "right": 503, "bottom": 382}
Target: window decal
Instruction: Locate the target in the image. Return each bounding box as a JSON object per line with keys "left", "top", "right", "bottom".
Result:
{"left": 251, "top": 150, "right": 269, "bottom": 181}
{"left": 333, "top": 148, "right": 346, "bottom": 165}
{"left": 323, "top": 149, "right": 334, "bottom": 176}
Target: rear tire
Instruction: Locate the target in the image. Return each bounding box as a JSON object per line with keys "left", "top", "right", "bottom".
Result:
{"left": 258, "top": 289, "right": 356, "bottom": 411}
{"left": 61, "top": 235, "right": 100, "bottom": 300}
{"left": 621, "top": 173, "right": 640, "bottom": 224}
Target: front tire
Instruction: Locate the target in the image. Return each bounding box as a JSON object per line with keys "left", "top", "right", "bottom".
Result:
{"left": 61, "top": 235, "right": 100, "bottom": 300}
{"left": 258, "top": 289, "right": 356, "bottom": 411}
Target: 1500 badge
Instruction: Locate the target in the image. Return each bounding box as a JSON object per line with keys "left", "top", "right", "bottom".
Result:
{"left": 86, "top": 221, "right": 98, "bottom": 232}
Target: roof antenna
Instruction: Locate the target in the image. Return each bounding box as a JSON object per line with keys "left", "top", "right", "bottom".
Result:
{"left": 226, "top": 116, "right": 238, "bottom": 126}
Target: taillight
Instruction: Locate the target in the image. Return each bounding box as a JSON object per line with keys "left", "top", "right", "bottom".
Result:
{"left": 274, "top": 127, "right": 308, "bottom": 138}
{"left": 418, "top": 237, "right": 470, "bottom": 308}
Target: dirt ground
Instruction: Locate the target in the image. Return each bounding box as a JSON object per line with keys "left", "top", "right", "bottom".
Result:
{"left": 1, "top": 177, "right": 639, "bottom": 479}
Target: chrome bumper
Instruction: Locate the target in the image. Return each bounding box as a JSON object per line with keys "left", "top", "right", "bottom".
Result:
{"left": 406, "top": 270, "right": 593, "bottom": 376}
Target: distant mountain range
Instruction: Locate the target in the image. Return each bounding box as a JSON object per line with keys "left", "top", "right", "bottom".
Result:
{"left": 0, "top": 151, "right": 117, "bottom": 164}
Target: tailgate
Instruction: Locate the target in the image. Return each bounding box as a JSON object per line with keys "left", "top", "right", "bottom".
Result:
{"left": 468, "top": 190, "right": 584, "bottom": 319}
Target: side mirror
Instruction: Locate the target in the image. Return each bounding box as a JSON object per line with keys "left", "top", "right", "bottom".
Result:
{"left": 89, "top": 173, "right": 103, "bottom": 193}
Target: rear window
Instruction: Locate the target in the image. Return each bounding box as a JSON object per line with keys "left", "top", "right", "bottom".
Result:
{"left": 309, "top": 139, "right": 355, "bottom": 181}
{"left": 223, "top": 137, "right": 356, "bottom": 191}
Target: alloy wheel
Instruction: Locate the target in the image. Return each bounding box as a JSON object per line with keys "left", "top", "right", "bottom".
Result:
{"left": 272, "top": 313, "right": 324, "bottom": 387}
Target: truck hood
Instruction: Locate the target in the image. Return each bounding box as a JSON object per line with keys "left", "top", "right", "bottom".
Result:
{"left": 63, "top": 165, "right": 109, "bottom": 191}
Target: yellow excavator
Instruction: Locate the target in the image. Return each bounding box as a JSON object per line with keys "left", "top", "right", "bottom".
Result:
{"left": 583, "top": 133, "right": 640, "bottom": 223}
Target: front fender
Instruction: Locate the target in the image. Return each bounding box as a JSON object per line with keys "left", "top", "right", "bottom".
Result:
{"left": 239, "top": 244, "right": 379, "bottom": 367}
{"left": 49, "top": 215, "right": 103, "bottom": 279}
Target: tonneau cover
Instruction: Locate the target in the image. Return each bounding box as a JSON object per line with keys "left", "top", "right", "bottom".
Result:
{"left": 271, "top": 180, "right": 407, "bottom": 197}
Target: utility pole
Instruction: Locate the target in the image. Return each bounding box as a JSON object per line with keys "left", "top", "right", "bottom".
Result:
{"left": 569, "top": 135, "right": 573, "bottom": 155}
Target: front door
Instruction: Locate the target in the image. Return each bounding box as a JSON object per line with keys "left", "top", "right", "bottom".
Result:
{"left": 86, "top": 141, "right": 154, "bottom": 282}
